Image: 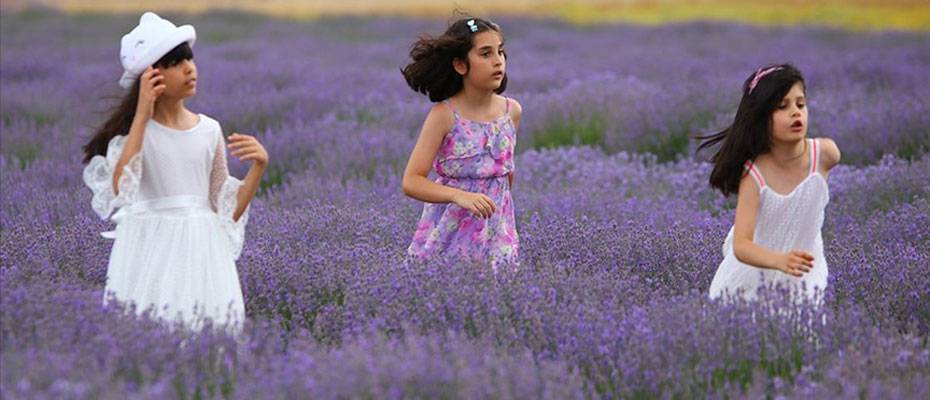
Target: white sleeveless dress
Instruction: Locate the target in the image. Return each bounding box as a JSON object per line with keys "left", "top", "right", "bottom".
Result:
{"left": 709, "top": 138, "right": 829, "bottom": 302}
{"left": 83, "top": 114, "right": 248, "bottom": 329}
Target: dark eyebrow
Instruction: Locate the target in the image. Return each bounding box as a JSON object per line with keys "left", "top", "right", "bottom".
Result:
{"left": 478, "top": 42, "right": 504, "bottom": 51}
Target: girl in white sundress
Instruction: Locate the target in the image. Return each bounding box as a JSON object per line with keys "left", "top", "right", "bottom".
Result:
{"left": 697, "top": 64, "right": 841, "bottom": 302}
{"left": 81, "top": 12, "right": 269, "bottom": 329}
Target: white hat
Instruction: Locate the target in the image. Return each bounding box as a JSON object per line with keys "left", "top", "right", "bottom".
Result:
{"left": 118, "top": 12, "right": 196, "bottom": 89}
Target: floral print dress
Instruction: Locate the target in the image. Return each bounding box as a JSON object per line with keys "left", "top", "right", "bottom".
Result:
{"left": 407, "top": 98, "right": 519, "bottom": 269}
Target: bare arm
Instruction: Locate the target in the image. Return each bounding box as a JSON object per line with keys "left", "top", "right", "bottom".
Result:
{"left": 510, "top": 98, "right": 523, "bottom": 131}
{"left": 402, "top": 104, "right": 460, "bottom": 203}
{"left": 112, "top": 67, "right": 164, "bottom": 195}
{"left": 111, "top": 117, "right": 148, "bottom": 195}
{"left": 401, "top": 103, "right": 495, "bottom": 218}
{"left": 818, "top": 138, "right": 842, "bottom": 176}
{"left": 732, "top": 173, "right": 814, "bottom": 277}
{"left": 227, "top": 133, "right": 268, "bottom": 222}
{"left": 508, "top": 98, "right": 522, "bottom": 190}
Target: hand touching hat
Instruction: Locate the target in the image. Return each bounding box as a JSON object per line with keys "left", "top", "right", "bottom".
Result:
{"left": 119, "top": 12, "right": 196, "bottom": 89}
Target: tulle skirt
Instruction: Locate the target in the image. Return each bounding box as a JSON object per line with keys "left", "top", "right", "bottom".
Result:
{"left": 104, "top": 195, "right": 244, "bottom": 330}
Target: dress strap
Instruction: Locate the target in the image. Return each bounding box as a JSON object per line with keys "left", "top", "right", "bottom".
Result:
{"left": 809, "top": 138, "right": 819, "bottom": 174}
{"left": 504, "top": 97, "right": 511, "bottom": 114}
{"left": 442, "top": 100, "right": 458, "bottom": 116}
{"left": 744, "top": 160, "right": 766, "bottom": 190}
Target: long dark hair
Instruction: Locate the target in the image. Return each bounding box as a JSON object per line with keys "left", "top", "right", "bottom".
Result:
{"left": 696, "top": 63, "right": 805, "bottom": 196}
{"left": 82, "top": 42, "right": 194, "bottom": 163}
{"left": 401, "top": 17, "right": 507, "bottom": 102}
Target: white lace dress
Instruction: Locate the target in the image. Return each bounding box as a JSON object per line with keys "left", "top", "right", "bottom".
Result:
{"left": 83, "top": 114, "right": 248, "bottom": 328}
{"left": 709, "top": 138, "right": 829, "bottom": 302}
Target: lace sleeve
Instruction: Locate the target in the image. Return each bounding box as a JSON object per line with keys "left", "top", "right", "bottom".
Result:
{"left": 209, "top": 132, "right": 249, "bottom": 261}
{"left": 82, "top": 135, "right": 142, "bottom": 220}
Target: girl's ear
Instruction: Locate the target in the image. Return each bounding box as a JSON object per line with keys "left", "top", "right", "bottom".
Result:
{"left": 452, "top": 57, "right": 468, "bottom": 76}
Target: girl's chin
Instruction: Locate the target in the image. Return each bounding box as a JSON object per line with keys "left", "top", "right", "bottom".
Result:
{"left": 162, "top": 90, "right": 196, "bottom": 99}
{"left": 774, "top": 132, "right": 807, "bottom": 143}
{"left": 468, "top": 80, "right": 501, "bottom": 91}
{"left": 781, "top": 127, "right": 806, "bottom": 137}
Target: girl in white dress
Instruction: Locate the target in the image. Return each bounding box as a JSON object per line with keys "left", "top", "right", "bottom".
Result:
{"left": 697, "top": 64, "right": 841, "bottom": 302}
{"left": 81, "top": 13, "right": 269, "bottom": 329}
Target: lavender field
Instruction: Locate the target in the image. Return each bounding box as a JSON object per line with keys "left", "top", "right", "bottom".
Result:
{"left": 2, "top": 11, "right": 929, "bottom": 399}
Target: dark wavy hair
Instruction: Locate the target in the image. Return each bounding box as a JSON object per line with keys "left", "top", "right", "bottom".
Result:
{"left": 696, "top": 63, "right": 806, "bottom": 196}
{"left": 401, "top": 17, "right": 507, "bottom": 102}
{"left": 82, "top": 42, "right": 194, "bottom": 163}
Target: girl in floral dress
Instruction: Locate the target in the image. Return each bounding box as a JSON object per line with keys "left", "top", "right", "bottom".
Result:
{"left": 401, "top": 17, "right": 521, "bottom": 270}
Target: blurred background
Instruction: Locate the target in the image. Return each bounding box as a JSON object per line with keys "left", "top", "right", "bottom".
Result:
{"left": 3, "top": 0, "right": 930, "bottom": 30}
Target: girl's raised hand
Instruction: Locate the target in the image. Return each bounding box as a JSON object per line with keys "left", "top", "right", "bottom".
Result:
{"left": 775, "top": 250, "right": 814, "bottom": 277}
{"left": 136, "top": 66, "right": 165, "bottom": 119}
{"left": 228, "top": 133, "right": 269, "bottom": 167}
{"left": 453, "top": 191, "right": 496, "bottom": 219}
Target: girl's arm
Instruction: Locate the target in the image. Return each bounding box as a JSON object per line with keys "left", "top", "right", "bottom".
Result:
{"left": 227, "top": 133, "right": 268, "bottom": 222}
{"left": 731, "top": 174, "right": 814, "bottom": 277}
{"left": 818, "top": 138, "right": 841, "bottom": 175}
{"left": 510, "top": 98, "right": 523, "bottom": 130}
{"left": 113, "top": 67, "right": 164, "bottom": 195}
{"left": 508, "top": 98, "right": 523, "bottom": 189}
{"left": 402, "top": 103, "right": 495, "bottom": 218}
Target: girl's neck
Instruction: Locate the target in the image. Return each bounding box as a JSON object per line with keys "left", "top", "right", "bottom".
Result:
{"left": 152, "top": 97, "right": 194, "bottom": 128}
{"left": 457, "top": 84, "right": 495, "bottom": 109}
{"left": 768, "top": 138, "right": 807, "bottom": 166}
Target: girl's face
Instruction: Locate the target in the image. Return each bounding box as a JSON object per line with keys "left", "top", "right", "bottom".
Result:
{"left": 770, "top": 81, "right": 807, "bottom": 143}
{"left": 158, "top": 58, "right": 198, "bottom": 99}
{"left": 454, "top": 30, "right": 506, "bottom": 91}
